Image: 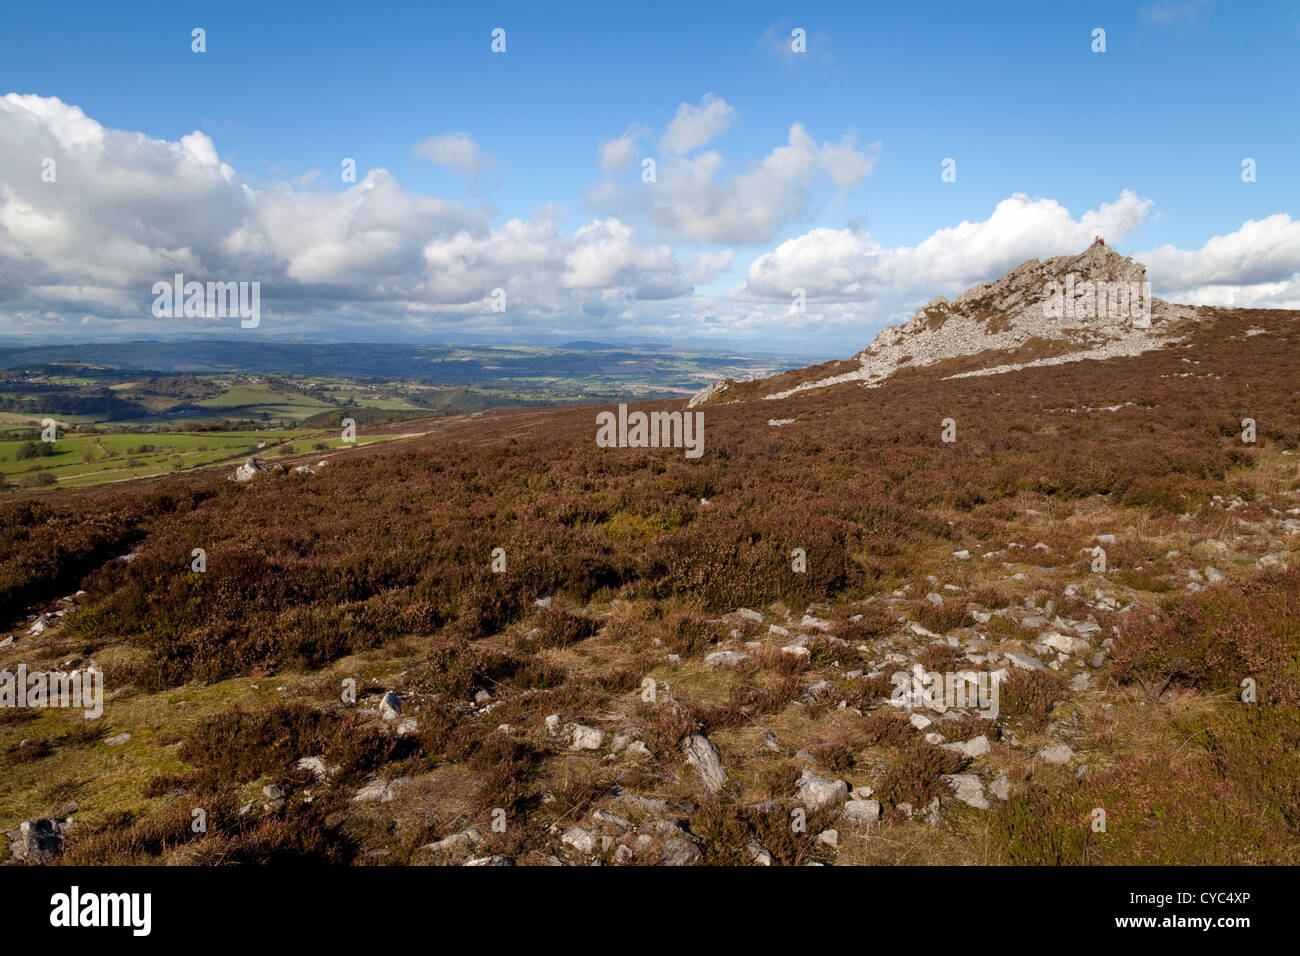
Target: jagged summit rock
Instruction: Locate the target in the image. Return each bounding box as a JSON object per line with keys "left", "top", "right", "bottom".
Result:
{"left": 764, "top": 243, "right": 1199, "bottom": 399}
{"left": 897, "top": 241, "right": 1152, "bottom": 343}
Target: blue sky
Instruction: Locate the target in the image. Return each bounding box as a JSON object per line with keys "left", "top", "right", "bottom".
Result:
{"left": 1, "top": 0, "right": 1297, "bottom": 355}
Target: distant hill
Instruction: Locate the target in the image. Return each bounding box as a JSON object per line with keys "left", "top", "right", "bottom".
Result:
{"left": 0, "top": 341, "right": 790, "bottom": 396}
{"left": 558, "top": 340, "right": 619, "bottom": 351}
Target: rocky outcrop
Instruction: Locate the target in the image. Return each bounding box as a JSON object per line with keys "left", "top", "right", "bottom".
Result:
{"left": 687, "top": 377, "right": 735, "bottom": 407}
{"left": 683, "top": 733, "right": 727, "bottom": 795}
{"left": 765, "top": 243, "right": 1199, "bottom": 398}
{"left": 5, "top": 818, "right": 70, "bottom": 864}
{"left": 229, "top": 457, "right": 286, "bottom": 482}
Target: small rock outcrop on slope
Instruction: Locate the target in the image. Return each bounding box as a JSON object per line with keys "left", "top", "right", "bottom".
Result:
{"left": 229, "top": 457, "right": 286, "bottom": 482}
{"left": 688, "top": 377, "right": 735, "bottom": 407}
{"left": 766, "top": 242, "right": 1198, "bottom": 399}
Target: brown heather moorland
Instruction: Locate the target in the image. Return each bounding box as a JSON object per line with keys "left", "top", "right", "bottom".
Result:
{"left": 1, "top": 305, "right": 1297, "bottom": 865}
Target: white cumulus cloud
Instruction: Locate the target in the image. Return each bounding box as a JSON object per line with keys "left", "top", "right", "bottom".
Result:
{"left": 1140, "top": 214, "right": 1300, "bottom": 309}
{"left": 649, "top": 124, "right": 880, "bottom": 244}
{"left": 414, "top": 131, "right": 491, "bottom": 177}
{"left": 3, "top": 93, "right": 1297, "bottom": 349}
{"left": 660, "top": 94, "right": 737, "bottom": 155}
{"left": 0, "top": 95, "right": 729, "bottom": 338}
{"left": 742, "top": 190, "right": 1155, "bottom": 303}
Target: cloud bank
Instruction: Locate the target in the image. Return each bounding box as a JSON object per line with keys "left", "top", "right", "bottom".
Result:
{"left": 2, "top": 92, "right": 1297, "bottom": 348}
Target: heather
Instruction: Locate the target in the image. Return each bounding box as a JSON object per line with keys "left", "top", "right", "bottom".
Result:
{"left": 1, "top": 307, "right": 1297, "bottom": 864}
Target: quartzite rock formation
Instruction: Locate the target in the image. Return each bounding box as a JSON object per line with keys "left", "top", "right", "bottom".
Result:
{"left": 691, "top": 243, "right": 1201, "bottom": 404}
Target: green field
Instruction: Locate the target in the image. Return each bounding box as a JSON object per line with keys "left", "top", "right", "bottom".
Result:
{"left": 0, "top": 344, "right": 801, "bottom": 491}
{"left": 0, "top": 371, "right": 469, "bottom": 490}
{"left": 0, "top": 428, "right": 384, "bottom": 488}
{"left": 0, "top": 391, "right": 405, "bottom": 490}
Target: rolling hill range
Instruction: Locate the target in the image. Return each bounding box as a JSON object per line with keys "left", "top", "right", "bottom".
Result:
{"left": 1, "top": 263, "right": 1297, "bottom": 865}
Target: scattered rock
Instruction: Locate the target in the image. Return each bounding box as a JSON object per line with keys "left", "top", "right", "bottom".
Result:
{"left": 1005, "top": 652, "right": 1047, "bottom": 672}
{"left": 944, "top": 773, "right": 990, "bottom": 810}
{"left": 561, "top": 827, "right": 597, "bottom": 854}
{"left": 351, "top": 777, "right": 407, "bottom": 804}
{"left": 660, "top": 837, "right": 703, "bottom": 866}
{"left": 5, "top": 818, "right": 68, "bottom": 864}
{"left": 684, "top": 733, "right": 727, "bottom": 795}
{"left": 592, "top": 809, "right": 631, "bottom": 831}
{"left": 704, "top": 650, "right": 750, "bottom": 668}
{"left": 422, "top": 828, "right": 483, "bottom": 854}
{"left": 943, "top": 735, "right": 990, "bottom": 758}
{"left": 796, "top": 769, "right": 849, "bottom": 812}
{"left": 1038, "top": 744, "right": 1075, "bottom": 765}
{"left": 1041, "top": 632, "right": 1088, "bottom": 655}
{"left": 569, "top": 724, "right": 604, "bottom": 750}
{"left": 614, "top": 793, "right": 668, "bottom": 813}
{"left": 229, "top": 457, "right": 281, "bottom": 482}
{"left": 923, "top": 797, "right": 943, "bottom": 826}
{"left": 843, "top": 798, "right": 882, "bottom": 826}
{"left": 378, "top": 691, "right": 402, "bottom": 721}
